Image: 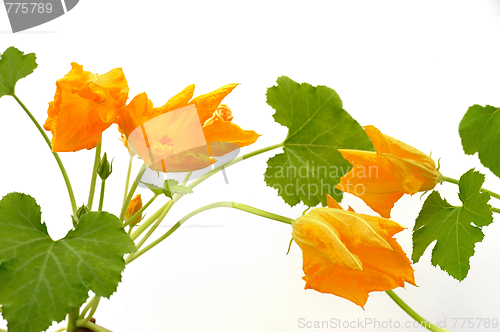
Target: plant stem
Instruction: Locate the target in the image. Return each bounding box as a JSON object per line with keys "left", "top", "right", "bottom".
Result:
{"left": 87, "top": 141, "right": 102, "bottom": 210}
{"left": 66, "top": 306, "right": 80, "bottom": 332}
{"left": 13, "top": 94, "right": 77, "bottom": 215}
{"left": 126, "top": 201, "right": 293, "bottom": 264}
{"left": 120, "top": 163, "right": 147, "bottom": 221}
{"left": 75, "top": 320, "right": 112, "bottom": 332}
{"left": 187, "top": 142, "right": 284, "bottom": 191}
{"left": 440, "top": 175, "right": 500, "bottom": 200}
{"left": 132, "top": 172, "right": 193, "bottom": 249}
{"left": 129, "top": 143, "right": 284, "bottom": 247}
{"left": 129, "top": 202, "right": 170, "bottom": 240}
{"left": 79, "top": 295, "right": 97, "bottom": 319}
{"left": 492, "top": 207, "right": 500, "bottom": 214}
{"left": 79, "top": 296, "right": 100, "bottom": 326}
{"left": 124, "top": 194, "right": 159, "bottom": 227}
{"left": 51, "top": 328, "right": 67, "bottom": 332}
{"left": 386, "top": 290, "right": 452, "bottom": 332}
{"left": 98, "top": 180, "right": 106, "bottom": 212}
{"left": 122, "top": 154, "right": 134, "bottom": 206}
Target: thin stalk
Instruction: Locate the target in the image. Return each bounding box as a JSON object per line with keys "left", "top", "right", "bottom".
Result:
{"left": 132, "top": 172, "right": 193, "bottom": 249}
{"left": 124, "top": 194, "right": 159, "bottom": 227}
{"left": 75, "top": 320, "right": 112, "bottom": 332}
{"left": 79, "top": 295, "right": 97, "bottom": 319}
{"left": 119, "top": 163, "right": 147, "bottom": 221}
{"left": 51, "top": 328, "right": 67, "bottom": 332}
{"left": 492, "top": 207, "right": 500, "bottom": 214}
{"left": 130, "top": 143, "right": 284, "bottom": 243}
{"left": 66, "top": 306, "right": 80, "bottom": 332}
{"left": 129, "top": 202, "right": 170, "bottom": 240}
{"left": 98, "top": 180, "right": 106, "bottom": 212}
{"left": 87, "top": 141, "right": 102, "bottom": 210}
{"left": 134, "top": 202, "right": 170, "bottom": 250}
{"left": 440, "top": 175, "right": 500, "bottom": 200}
{"left": 187, "top": 142, "right": 284, "bottom": 191}
{"left": 79, "top": 297, "right": 100, "bottom": 326}
{"left": 122, "top": 154, "right": 134, "bottom": 206}
{"left": 13, "top": 94, "right": 77, "bottom": 215}
{"left": 386, "top": 290, "right": 452, "bottom": 332}
{"left": 126, "top": 201, "right": 293, "bottom": 264}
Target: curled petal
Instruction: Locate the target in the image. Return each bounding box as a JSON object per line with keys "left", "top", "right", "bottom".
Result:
{"left": 293, "top": 203, "right": 415, "bottom": 307}
{"left": 44, "top": 63, "right": 129, "bottom": 152}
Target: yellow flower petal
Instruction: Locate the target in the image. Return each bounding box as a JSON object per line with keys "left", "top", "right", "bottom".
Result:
{"left": 44, "top": 63, "right": 129, "bottom": 152}
{"left": 293, "top": 200, "right": 415, "bottom": 307}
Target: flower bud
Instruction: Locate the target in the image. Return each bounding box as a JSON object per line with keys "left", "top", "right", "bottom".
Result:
{"left": 125, "top": 194, "right": 143, "bottom": 226}
{"left": 72, "top": 203, "right": 90, "bottom": 227}
{"left": 97, "top": 152, "right": 113, "bottom": 180}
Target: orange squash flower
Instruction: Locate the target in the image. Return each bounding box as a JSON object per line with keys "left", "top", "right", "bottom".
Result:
{"left": 125, "top": 194, "right": 143, "bottom": 226}
{"left": 292, "top": 195, "right": 415, "bottom": 308}
{"left": 336, "top": 125, "right": 439, "bottom": 218}
{"left": 44, "top": 63, "right": 129, "bottom": 152}
{"left": 117, "top": 84, "right": 260, "bottom": 172}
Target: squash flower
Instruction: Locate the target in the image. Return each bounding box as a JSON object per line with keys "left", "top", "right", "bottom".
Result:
{"left": 336, "top": 125, "right": 439, "bottom": 218}
{"left": 117, "top": 84, "right": 259, "bottom": 172}
{"left": 292, "top": 195, "right": 416, "bottom": 308}
{"left": 44, "top": 63, "right": 129, "bottom": 152}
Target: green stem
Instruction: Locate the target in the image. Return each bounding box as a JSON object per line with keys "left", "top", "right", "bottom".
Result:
{"left": 98, "top": 180, "right": 106, "bottom": 212}
{"left": 133, "top": 201, "right": 171, "bottom": 250}
{"left": 75, "top": 320, "right": 112, "bottom": 332}
{"left": 66, "top": 306, "right": 79, "bottom": 332}
{"left": 122, "top": 154, "right": 134, "bottom": 206}
{"left": 440, "top": 175, "right": 500, "bottom": 200}
{"left": 120, "top": 163, "right": 147, "bottom": 221}
{"left": 132, "top": 172, "right": 193, "bottom": 249}
{"left": 126, "top": 201, "right": 293, "bottom": 264}
{"left": 492, "top": 207, "right": 500, "bottom": 214}
{"left": 129, "top": 143, "right": 284, "bottom": 244}
{"left": 124, "top": 194, "right": 159, "bottom": 227}
{"left": 51, "top": 328, "right": 67, "bottom": 332}
{"left": 87, "top": 141, "right": 102, "bottom": 210}
{"left": 13, "top": 94, "right": 77, "bottom": 215}
{"left": 129, "top": 202, "right": 170, "bottom": 240}
{"left": 187, "top": 142, "right": 284, "bottom": 191}
{"left": 386, "top": 290, "right": 452, "bottom": 332}
{"left": 79, "top": 296, "right": 100, "bottom": 326}
{"left": 79, "top": 295, "right": 97, "bottom": 319}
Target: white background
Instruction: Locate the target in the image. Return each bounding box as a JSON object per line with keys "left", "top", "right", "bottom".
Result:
{"left": 0, "top": 1, "right": 499, "bottom": 331}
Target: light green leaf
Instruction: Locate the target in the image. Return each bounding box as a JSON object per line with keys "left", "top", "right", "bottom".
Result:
{"left": 0, "top": 193, "right": 136, "bottom": 332}
{"left": 459, "top": 105, "right": 500, "bottom": 178}
{"left": 264, "top": 76, "right": 373, "bottom": 207}
{"left": 142, "top": 179, "right": 193, "bottom": 198}
{"left": 412, "top": 169, "right": 493, "bottom": 281}
{"left": 0, "top": 47, "right": 37, "bottom": 98}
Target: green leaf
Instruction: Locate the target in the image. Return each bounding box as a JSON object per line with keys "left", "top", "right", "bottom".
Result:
{"left": 0, "top": 47, "right": 37, "bottom": 98}
{"left": 412, "top": 169, "right": 493, "bottom": 281}
{"left": 459, "top": 105, "right": 500, "bottom": 178}
{"left": 142, "top": 179, "right": 193, "bottom": 198}
{"left": 264, "top": 76, "right": 373, "bottom": 207}
{"left": 0, "top": 193, "right": 136, "bottom": 332}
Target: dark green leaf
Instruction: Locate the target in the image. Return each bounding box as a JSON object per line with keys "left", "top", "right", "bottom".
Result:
{"left": 412, "top": 170, "right": 493, "bottom": 281}
{"left": 459, "top": 105, "right": 500, "bottom": 178}
{"left": 0, "top": 193, "right": 136, "bottom": 332}
{"left": 0, "top": 47, "right": 37, "bottom": 98}
{"left": 264, "top": 76, "right": 373, "bottom": 207}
